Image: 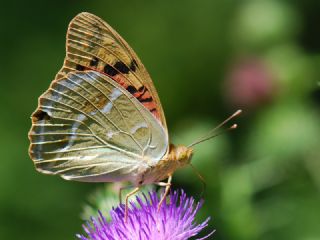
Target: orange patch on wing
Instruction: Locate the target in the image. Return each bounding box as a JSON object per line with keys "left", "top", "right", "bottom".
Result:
{"left": 112, "top": 75, "right": 129, "bottom": 89}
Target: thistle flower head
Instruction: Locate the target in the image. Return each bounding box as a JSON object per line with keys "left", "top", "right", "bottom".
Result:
{"left": 77, "top": 190, "right": 213, "bottom": 240}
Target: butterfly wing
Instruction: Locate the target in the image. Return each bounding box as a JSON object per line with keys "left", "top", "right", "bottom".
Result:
{"left": 55, "top": 12, "right": 168, "bottom": 132}
{"left": 28, "top": 71, "right": 168, "bottom": 183}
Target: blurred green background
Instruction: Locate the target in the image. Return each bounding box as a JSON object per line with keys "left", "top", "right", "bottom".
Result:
{"left": 1, "top": 0, "right": 319, "bottom": 239}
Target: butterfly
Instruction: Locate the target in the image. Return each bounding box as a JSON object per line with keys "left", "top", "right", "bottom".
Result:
{"left": 28, "top": 12, "right": 241, "bottom": 221}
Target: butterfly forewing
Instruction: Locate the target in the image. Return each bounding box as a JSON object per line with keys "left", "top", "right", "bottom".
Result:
{"left": 29, "top": 71, "right": 168, "bottom": 182}
{"left": 55, "top": 12, "right": 167, "bottom": 131}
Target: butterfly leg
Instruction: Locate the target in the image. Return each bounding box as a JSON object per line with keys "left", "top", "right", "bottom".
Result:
{"left": 124, "top": 187, "right": 140, "bottom": 223}
{"left": 156, "top": 175, "right": 172, "bottom": 212}
{"left": 119, "top": 185, "right": 134, "bottom": 204}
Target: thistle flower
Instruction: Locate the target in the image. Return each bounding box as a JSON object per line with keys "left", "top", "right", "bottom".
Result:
{"left": 81, "top": 183, "right": 154, "bottom": 221}
{"left": 77, "top": 190, "right": 214, "bottom": 240}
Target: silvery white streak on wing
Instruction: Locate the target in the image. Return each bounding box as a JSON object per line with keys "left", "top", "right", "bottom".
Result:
{"left": 32, "top": 123, "right": 72, "bottom": 127}
{"left": 41, "top": 105, "right": 72, "bottom": 113}
{"left": 106, "top": 130, "right": 119, "bottom": 139}
{"left": 36, "top": 110, "right": 53, "bottom": 160}
{"left": 36, "top": 120, "right": 45, "bottom": 160}
{"left": 130, "top": 122, "right": 148, "bottom": 134}
{"left": 90, "top": 110, "right": 97, "bottom": 116}
{"left": 33, "top": 86, "right": 63, "bottom": 160}
{"left": 101, "top": 102, "right": 112, "bottom": 113}
{"left": 101, "top": 88, "right": 122, "bottom": 113}
{"left": 59, "top": 151, "right": 149, "bottom": 183}
{"left": 50, "top": 91, "right": 63, "bottom": 102}
{"left": 59, "top": 114, "right": 86, "bottom": 151}
{"left": 110, "top": 88, "right": 122, "bottom": 101}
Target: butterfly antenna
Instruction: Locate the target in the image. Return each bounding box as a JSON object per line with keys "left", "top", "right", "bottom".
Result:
{"left": 189, "top": 163, "right": 206, "bottom": 198}
{"left": 187, "top": 109, "right": 242, "bottom": 148}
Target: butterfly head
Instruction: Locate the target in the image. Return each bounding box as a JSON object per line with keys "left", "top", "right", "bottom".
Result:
{"left": 168, "top": 144, "right": 193, "bottom": 167}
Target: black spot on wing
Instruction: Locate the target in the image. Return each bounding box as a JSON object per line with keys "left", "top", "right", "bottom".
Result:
{"left": 104, "top": 64, "right": 118, "bottom": 76}
{"left": 90, "top": 57, "right": 99, "bottom": 67}
{"left": 130, "top": 60, "right": 137, "bottom": 71}
{"left": 139, "top": 97, "right": 153, "bottom": 103}
{"left": 33, "top": 110, "right": 50, "bottom": 121}
{"left": 76, "top": 64, "right": 85, "bottom": 71}
{"left": 126, "top": 85, "right": 138, "bottom": 94}
{"left": 114, "top": 61, "right": 130, "bottom": 74}
{"left": 136, "top": 86, "right": 147, "bottom": 98}
{"left": 138, "top": 86, "right": 145, "bottom": 92}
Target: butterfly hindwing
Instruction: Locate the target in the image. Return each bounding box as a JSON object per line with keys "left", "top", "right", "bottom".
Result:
{"left": 55, "top": 12, "right": 167, "bottom": 131}
{"left": 29, "top": 71, "right": 168, "bottom": 182}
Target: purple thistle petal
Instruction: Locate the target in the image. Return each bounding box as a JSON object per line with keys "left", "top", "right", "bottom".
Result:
{"left": 77, "top": 189, "right": 213, "bottom": 240}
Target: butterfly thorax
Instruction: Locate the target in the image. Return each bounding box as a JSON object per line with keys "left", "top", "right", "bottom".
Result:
{"left": 139, "top": 144, "right": 193, "bottom": 185}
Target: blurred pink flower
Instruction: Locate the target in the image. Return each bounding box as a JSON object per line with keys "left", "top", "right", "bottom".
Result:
{"left": 224, "top": 58, "right": 276, "bottom": 109}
